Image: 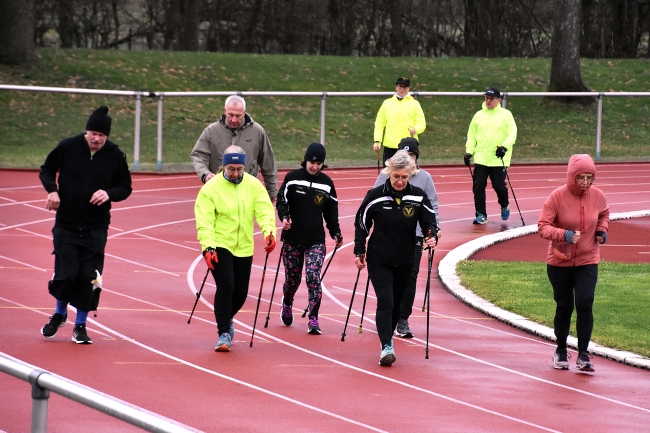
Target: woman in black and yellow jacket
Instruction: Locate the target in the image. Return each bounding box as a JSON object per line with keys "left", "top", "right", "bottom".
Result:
{"left": 354, "top": 150, "right": 438, "bottom": 366}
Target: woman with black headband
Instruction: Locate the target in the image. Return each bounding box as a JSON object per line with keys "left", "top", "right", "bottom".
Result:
{"left": 195, "top": 145, "right": 277, "bottom": 352}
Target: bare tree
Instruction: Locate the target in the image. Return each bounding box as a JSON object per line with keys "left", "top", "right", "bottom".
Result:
{"left": 548, "top": 0, "right": 592, "bottom": 104}
{"left": 0, "top": 0, "right": 36, "bottom": 63}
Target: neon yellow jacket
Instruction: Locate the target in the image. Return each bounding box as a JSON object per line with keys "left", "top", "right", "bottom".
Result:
{"left": 374, "top": 95, "right": 426, "bottom": 149}
{"left": 195, "top": 172, "right": 277, "bottom": 257}
{"left": 465, "top": 102, "right": 517, "bottom": 167}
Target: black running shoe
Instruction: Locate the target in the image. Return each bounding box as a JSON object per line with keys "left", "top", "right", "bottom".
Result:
{"left": 41, "top": 313, "right": 67, "bottom": 338}
{"left": 395, "top": 319, "right": 414, "bottom": 338}
{"left": 280, "top": 296, "right": 293, "bottom": 326}
{"left": 71, "top": 324, "right": 92, "bottom": 344}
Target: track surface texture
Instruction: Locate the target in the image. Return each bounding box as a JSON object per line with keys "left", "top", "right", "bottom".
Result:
{"left": 1, "top": 163, "right": 650, "bottom": 433}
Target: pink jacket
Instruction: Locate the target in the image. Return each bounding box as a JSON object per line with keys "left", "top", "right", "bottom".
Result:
{"left": 538, "top": 154, "right": 610, "bottom": 267}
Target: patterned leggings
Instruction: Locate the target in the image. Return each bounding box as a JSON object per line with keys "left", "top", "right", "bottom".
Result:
{"left": 282, "top": 243, "right": 325, "bottom": 317}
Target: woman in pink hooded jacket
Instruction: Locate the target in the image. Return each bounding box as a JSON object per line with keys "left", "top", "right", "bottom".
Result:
{"left": 538, "top": 154, "right": 609, "bottom": 372}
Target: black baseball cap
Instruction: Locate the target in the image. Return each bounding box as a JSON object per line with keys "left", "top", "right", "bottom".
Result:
{"left": 485, "top": 88, "right": 502, "bottom": 98}
{"left": 398, "top": 137, "right": 420, "bottom": 159}
{"left": 396, "top": 76, "right": 411, "bottom": 87}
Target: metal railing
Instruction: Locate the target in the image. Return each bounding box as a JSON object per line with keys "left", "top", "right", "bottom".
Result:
{"left": 3, "top": 84, "right": 650, "bottom": 170}
{"left": 0, "top": 352, "right": 200, "bottom": 433}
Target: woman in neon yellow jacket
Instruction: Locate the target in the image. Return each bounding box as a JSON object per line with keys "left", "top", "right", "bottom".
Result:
{"left": 195, "top": 145, "right": 277, "bottom": 352}
{"left": 373, "top": 76, "right": 426, "bottom": 165}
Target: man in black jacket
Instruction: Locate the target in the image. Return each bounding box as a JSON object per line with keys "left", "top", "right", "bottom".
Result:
{"left": 39, "top": 106, "right": 132, "bottom": 344}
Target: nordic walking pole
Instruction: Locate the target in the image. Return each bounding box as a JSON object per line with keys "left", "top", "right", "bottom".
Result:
{"left": 425, "top": 230, "right": 435, "bottom": 359}
{"left": 264, "top": 242, "right": 285, "bottom": 328}
{"left": 188, "top": 268, "right": 211, "bottom": 324}
{"left": 468, "top": 164, "right": 474, "bottom": 181}
{"left": 250, "top": 251, "right": 270, "bottom": 347}
{"left": 358, "top": 275, "right": 371, "bottom": 333}
{"left": 302, "top": 243, "right": 339, "bottom": 318}
{"left": 421, "top": 245, "right": 430, "bottom": 312}
{"left": 501, "top": 159, "right": 525, "bottom": 226}
{"left": 341, "top": 268, "right": 362, "bottom": 342}
{"left": 425, "top": 247, "right": 434, "bottom": 359}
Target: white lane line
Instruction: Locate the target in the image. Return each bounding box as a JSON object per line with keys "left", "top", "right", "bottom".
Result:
{"left": 0, "top": 254, "right": 47, "bottom": 272}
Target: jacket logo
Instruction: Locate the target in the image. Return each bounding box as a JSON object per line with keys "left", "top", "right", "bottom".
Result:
{"left": 314, "top": 194, "right": 325, "bottom": 205}
{"left": 403, "top": 205, "right": 415, "bottom": 218}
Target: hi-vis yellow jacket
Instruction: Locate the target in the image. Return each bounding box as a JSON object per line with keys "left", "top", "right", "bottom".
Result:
{"left": 374, "top": 95, "right": 426, "bottom": 149}
{"left": 465, "top": 102, "right": 517, "bottom": 167}
{"left": 195, "top": 172, "right": 276, "bottom": 257}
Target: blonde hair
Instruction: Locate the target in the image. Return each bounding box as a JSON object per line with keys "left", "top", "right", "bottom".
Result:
{"left": 382, "top": 150, "right": 415, "bottom": 176}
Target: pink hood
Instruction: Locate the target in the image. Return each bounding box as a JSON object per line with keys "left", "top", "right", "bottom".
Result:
{"left": 566, "top": 154, "right": 596, "bottom": 196}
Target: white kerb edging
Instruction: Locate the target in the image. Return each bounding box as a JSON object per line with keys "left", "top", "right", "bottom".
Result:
{"left": 438, "top": 210, "right": 650, "bottom": 370}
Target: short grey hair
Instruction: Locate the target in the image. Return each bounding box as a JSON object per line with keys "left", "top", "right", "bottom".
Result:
{"left": 225, "top": 95, "right": 246, "bottom": 111}
{"left": 224, "top": 144, "right": 245, "bottom": 155}
{"left": 382, "top": 149, "right": 415, "bottom": 176}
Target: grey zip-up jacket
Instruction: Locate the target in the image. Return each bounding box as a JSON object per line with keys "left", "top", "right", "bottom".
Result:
{"left": 190, "top": 113, "right": 278, "bottom": 199}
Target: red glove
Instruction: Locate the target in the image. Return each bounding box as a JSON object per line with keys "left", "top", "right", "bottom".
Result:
{"left": 264, "top": 234, "right": 276, "bottom": 253}
{"left": 203, "top": 248, "right": 218, "bottom": 270}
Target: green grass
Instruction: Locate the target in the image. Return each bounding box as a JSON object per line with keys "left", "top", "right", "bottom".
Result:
{"left": 1, "top": 49, "right": 650, "bottom": 170}
{"left": 456, "top": 260, "right": 650, "bottom": 358}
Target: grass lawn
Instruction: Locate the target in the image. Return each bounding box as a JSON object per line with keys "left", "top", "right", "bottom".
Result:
{"left": 456, "top": 260, "right": 650, "bottom": 358}
{"left": 1, "top": 49, "right": 650, "bottom": 170}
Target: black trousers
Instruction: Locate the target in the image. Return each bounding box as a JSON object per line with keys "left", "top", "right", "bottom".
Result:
{"left": 367, "top": 260, "right": 413, "bottom": 347}
{"left": 400, "top": 237, "right": 424, "bottom": 321}
{"left": 382, "top": 147, "right": 398, "bottom": 166}
{"left": 49, "top": 227, "right": 107, "bottom": 312}
{"left": 547, "top": 264, "right": 598, "bottom": 353}
{"left": 472, "top": 164, "right": 509, "bottom": 217}
{"left": 211, "top": 248, "right": 253, "bottom": 336}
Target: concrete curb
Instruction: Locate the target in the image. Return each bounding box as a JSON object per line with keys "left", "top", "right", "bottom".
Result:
{"left": 438, "top": 210, "right": 650, "bottom": 371}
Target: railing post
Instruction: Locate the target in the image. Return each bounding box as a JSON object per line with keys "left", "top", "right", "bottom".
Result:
{"left": 133, "top": 93, "right": 142, "bottom": 171}
{"left": 596, "top": 93, "right": 603, "bottom": 161}
{"left": 28, "top": 369, "right": 49, "bottom": 433}
{"left": 501, "top": 94, "right": 507, "bottom": 108}
{"left": 157, "top": 93, "right": 164, "bottom": 171}
{"left": 320, "top": 93, "right": 326, "bottom": 145}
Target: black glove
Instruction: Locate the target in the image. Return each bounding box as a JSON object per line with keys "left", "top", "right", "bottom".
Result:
{"left": 463, "top": 153, "right": 472, "bottom": 166}
{"left": 333, "top": 233, "right": 343, "bottom": 246}
{"left": 496, "top": 146, "right": 507, "bottom": 159}
{"left": 596, "top": 231, "right": 607, "bottom": 244}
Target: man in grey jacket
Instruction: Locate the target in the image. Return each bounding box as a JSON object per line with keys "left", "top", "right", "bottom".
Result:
{"left": 190, "top": 95, "right": 278, "bottom": 203}
{"left": 373, "top": 138, "right": 440, "bottom": 338}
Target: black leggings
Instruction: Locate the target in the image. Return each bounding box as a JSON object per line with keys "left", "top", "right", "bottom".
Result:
{"left": 211, "top": 248, "right": 253, "bottom": 336}
{"left": 547, "top": 264, "right": 598, "bottom": 353}
{"left": 400, "top": 237, "right": 424, "bottom": 320}
{"left": 472, "top": 164, "right": 509, "bottom": 217}
{"left": 367, "top": 260, "right": 413, "bottom": 347}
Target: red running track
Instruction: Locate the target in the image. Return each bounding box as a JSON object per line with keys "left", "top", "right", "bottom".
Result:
{"left": 1, "top": 163, "right": 650, "bottom": 433}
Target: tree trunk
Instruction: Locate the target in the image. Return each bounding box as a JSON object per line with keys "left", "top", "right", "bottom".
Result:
{"left": 58, "top": 0, "right": 75, "bottom": 48}
{"left": 548, "top": 0, "right": 593, "bottom": 104}
{"left": 178, "top": 0, "right": 199, "bottom": 51}
{"left": 611, "top": 0, "right": 639, "bottom": 58}
{"left": 389, "top": 0, "right": 404, "bottom": 56}
{"left": 580, "top": 0, "right": 605, "bottom": 57}
{"left": 0, "top": 0, "right": 36, "bottom": 64}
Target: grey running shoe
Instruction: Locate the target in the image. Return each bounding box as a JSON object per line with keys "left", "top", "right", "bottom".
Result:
{"left": 71, "top": 324, "right": 92, "bottom": 344}
{"left": 576, "top": 351, "right": 595, "bottom": 372}
{"left": 473, "top": 213, "right": 487, "bottom": 225}
{"left": 280, "top": 296, "right": 293, "bottom": 326}
{"left": 552, "top": 350, "right": 570, "bottom": 370}
{"left": 215, "top": 333, "right": 232, "bottom": 352}
{"left": 379, "top": 341, "right": 396, "bottom": 366}
{"left": 307, "top": 316, "right": 321, "bottom": 335}
{"left": 395, "top": 319, "right": 414, "bottom": 338}
{"left": 41, "top": 313, "right": 67, "bottom": 338}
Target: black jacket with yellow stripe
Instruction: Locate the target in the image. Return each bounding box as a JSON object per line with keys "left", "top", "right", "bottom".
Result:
{"left": 276, "top": 167, "right": 340, "bottom": 248}
{"left": 354, "top": 180, "right": 437, "bottom": 266}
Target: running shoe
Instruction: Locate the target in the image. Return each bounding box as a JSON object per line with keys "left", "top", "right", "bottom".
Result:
{"left": 280, "top": 296, "right": 293, "bottom": 326}
{"left": 379, "top": 341, "right": 396, "bottom": 366}
{"left": 215, "top": 333, "right": 232, "bottom": 352}
{"left": 395, "top": 319, "right": 414, "bottom": 338}
{"left": 307, "top": 316, "right": 321, "bottom": 335}
{"left": 41, "top": 313, "right": 67, "bottom": 338}
{"left": 71, "top": 324, "right": 92, "bottom": 344}
{"left": 473, "top": 213, "right": 487, "bottom": 225}
{"left": 229, "top": 318, "right": 235, "bottom": 340}
{"left": 576, "top": 351, "right": 595, "bottom": 372}
{"left": 501, "top": 205, "right": 510, "bottom": 221}
{"left": 552, "top": 349, "right": 570, "bottom": 370}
